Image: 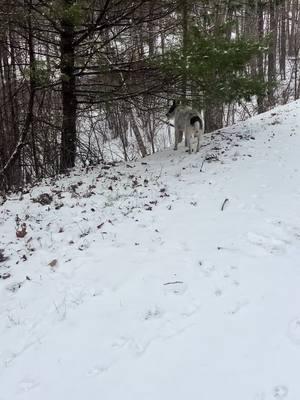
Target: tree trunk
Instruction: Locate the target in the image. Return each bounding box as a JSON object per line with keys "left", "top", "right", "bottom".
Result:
{"left": 205, "top": 104, "right": 223, "bottom": 133}
{"left": 267, "top": 0, "right": 277, "bottom": 108}
{"left": 129, "top": 111, "right": 147, "bottom": 158}
{"left": 0, "top": 0, "right": 35, "bottom": 190}
{"left": 180, "top": 0, "right": 188, "bottom": 100}
{"left": 60, "top": 0, "right": 77, "bottom": 173}
{"left": 280, "top": 1, "right": 287, "bottom": 79}
{"left": 257, "top": 0, "right": 265, "bottom": 114}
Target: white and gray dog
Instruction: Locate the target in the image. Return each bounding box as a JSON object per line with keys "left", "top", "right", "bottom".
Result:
{"left": 166, "top": 100, "right": 204, "bottom": 153}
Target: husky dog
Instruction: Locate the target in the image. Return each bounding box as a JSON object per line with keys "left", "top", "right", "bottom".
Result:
{"left": 166, "top": 100, "right": 204, "bottom": 154}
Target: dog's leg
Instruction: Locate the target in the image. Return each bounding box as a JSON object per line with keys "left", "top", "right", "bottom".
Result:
{"left": 174, "top": 128, "right": 179, "bottom": 150}
{"left": 186, "top": 129, "right": 192, "bottom": 154}
{"left": 196, "top": 132, "right": 200, "bottom": 152}
{"left": 178, "top": 130, "right": 183, "bottom": 143}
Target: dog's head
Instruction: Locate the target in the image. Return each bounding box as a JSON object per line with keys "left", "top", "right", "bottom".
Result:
{"left": 166, "top": 100, "right": 178, "bottom": 120}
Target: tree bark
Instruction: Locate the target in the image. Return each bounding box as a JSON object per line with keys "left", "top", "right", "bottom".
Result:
{"left": 0, "top": 0, "right": 35, "bottom": 189}
{"left": 257, "top": 0, "right": 265, "bottom": 114}
{"left": 60, "top": 0, "right": 77, "bottom": 173}
{"left": 280, "top": 1, "right": 287, "bottom": 79}
{"left": 129, "top": 110, "right": 147, "bottom": 158}
{"left": 267, "top": 0, "right": 277, "bottom": 108}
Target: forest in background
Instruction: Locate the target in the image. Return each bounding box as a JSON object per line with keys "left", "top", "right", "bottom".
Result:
{"left": 0, "top": 0, "right": 299, "bottom": 192}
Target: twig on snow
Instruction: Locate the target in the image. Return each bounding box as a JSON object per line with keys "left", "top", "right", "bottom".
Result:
{"left": 200, "top": 156, "right": 206, "bottom": 172}
{"left": 221, "top": 198, "right": 229, "bottom": 211}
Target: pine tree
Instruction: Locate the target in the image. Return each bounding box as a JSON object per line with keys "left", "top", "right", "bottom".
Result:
{"left": 158, "top": 24, "right": 268, "bottom": 117}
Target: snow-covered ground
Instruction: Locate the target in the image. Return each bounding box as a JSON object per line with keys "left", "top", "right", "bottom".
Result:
{"left": 1, "top": 101, "right": 300, "bottom": 400}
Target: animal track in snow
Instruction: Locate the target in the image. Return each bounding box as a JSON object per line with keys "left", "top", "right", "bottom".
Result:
{"left": 247, "top": 232, "right": 288, "bottom": 255}
{"left": 18, "top": 379, "right": 39, "bottom": 393}
{"left": 228, "top": 300, "right": 249, "bottom": 315}
{"left": 87, "top": 365, "right": 108, "bottom": 376}
{"left": 272, "top": 385, "right": 289, "bottom": 399}
{"left": 144, "top": 306, "right": 163, "bottom": 321}
{"left": 270, "top": 220, "right": 300, "bottom": 242}
{"left": 198, "top": 261, "right": 216, "bottom": 277}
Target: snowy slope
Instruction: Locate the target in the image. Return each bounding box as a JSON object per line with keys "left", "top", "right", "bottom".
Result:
{"left": 1, "top": 101, "right": 300, "bottom": 400}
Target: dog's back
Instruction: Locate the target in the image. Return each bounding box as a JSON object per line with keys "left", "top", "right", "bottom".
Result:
{"left": 175, "top": 106, "right": 203, "bottom": 132}
{"left": 178, "top": 107, "right": 204, "bottom": 153}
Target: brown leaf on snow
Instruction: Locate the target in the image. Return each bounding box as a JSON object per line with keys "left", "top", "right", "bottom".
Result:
{"left": 32, "top": 193, "right": 53, "bottom": 205}
{"left": 16, "top": 223, "right": 27, "bottom": 238}
{"left": 55, "top": 202, "right": 64, "bottom": 210}
{"left": 0, "top": 272, "right": 11, "bottom": 280}
{"left": 0, "top": 249, "right": 9, "bottom": 263}
{"left": 48, "top": 259, "right": 58, "bottom": 268}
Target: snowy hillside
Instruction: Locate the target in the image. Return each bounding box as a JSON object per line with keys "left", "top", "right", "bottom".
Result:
{"left": 1, "top": 101, "right": 300, "bottom": 400}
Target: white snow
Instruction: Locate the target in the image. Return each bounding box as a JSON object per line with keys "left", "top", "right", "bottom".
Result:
{"left": 1, "top": 101, "right": 300, "bottom": 400}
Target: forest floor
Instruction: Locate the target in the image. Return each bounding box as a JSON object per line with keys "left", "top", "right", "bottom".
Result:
{"left": 1, "top": 100, "right": 300, "bottom": 400}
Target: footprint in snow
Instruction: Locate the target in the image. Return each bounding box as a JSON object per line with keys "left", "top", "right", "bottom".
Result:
{"left": 272, "top": 385, "right": 288, "bottom": 399}
{"left": 228, "top": 300, "right": 249, "bottom": 315}
{"left": 87, "top": 365, "right": 108, "bottom": 376}
{"left": 163, "top": 281, "right": 187, "bottom": 295}
{"left": 6, "top": 281, "right": 23, "bottom": 293}
{"left": 247, "top": 232, "right": 287, "bottom": 255}
{"left": 18, "top": 379, "right": 39, "bottom": 393}
{"left": 198, "top": 261, "right": 216, "bottom": 277}
{"left": 271, "top": 220, "right": 300, "bottom": 242}
{"left": 144, "top": 306, "right": 162, "bottom": 320}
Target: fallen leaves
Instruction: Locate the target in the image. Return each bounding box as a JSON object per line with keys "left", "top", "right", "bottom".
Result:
{"left": 0, "top": 249, "right": 9, "bottom": 263}
{"left": 32, "top": 193, "right": 53, "bottom": 205}
{"left": 48, "top": 259, "right": 58, "bottom": 268}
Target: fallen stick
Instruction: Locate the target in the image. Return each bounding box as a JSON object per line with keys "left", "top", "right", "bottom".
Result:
{"left": 221, "top": 198, "right": 229, "bottom": 211}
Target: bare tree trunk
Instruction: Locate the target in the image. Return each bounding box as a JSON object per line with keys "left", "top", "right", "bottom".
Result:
{"left": 60, "top": 0, "right": 77, "bottom": 173}
{"left": 205, "top": 104, "right": 223, "bottom": 133}
{"left": 179, "top": 0, "right": 188, "bottom": 100}
{"left": 257, "top": 0, "right": 265, "bottom": 113}
{"left": 280, "top": 1, "right": 287, "bottom": 79}
{"left": 289, "top": 0, "right": 297, "bottom": 57}
{"left": 268, "top": 0, "right": 277, "bottom": 108}
{"left": 129, "top": 111, "right": 147, "bottom": 158}
{"left": 0, "top": 0, "right": 35, "bottom": 189}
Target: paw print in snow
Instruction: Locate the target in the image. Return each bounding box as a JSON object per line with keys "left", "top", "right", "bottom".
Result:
{"left": 272, "top": 385, "right": 288, "bottom": 399}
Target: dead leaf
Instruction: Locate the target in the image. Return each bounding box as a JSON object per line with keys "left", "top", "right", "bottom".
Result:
{"left": 16, "top": 223, "right": 27, "bottom": 238}
{"left": 32, "top": 193, "right": 53, "bottom": 205}
{"left": 48, "top": 259, "right": 58, "bottom": 268}
{"left": 0, "top": 249, "right": 9, "bottom": 263}
{"left": 0, "top": 272, "right": 11, "bottom": 280}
